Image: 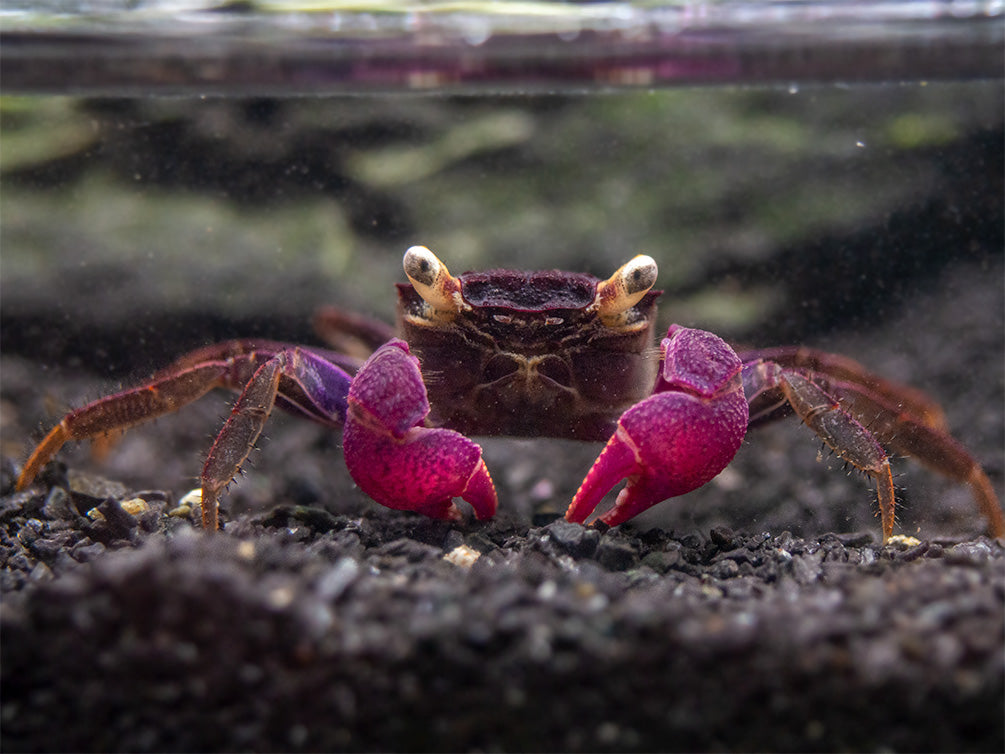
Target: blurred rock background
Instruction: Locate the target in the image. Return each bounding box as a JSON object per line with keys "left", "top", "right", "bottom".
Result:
{"left": 2, "top": 84, "right": 1002, "bottom": 538}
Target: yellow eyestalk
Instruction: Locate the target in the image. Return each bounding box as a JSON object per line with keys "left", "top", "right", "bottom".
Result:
{"left": 595, "top": 255, "right": 658, "bottom": 326}
{"left": 403, "top": 246, "right": 463, "bottom": 317}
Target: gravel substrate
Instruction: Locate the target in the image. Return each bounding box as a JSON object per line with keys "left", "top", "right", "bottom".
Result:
{"left": 1, "top": 480, "right": 1003, "bottom": 752}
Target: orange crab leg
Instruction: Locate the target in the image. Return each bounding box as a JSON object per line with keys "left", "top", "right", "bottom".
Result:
{"left": 777, "top": 371, "right": 898, "bottom": 542}
{"left": 17, "top": 362, "right": 228, "bottom": 492}
{"left": 743, "top": 358, "right": 1004, "bottom": 541}
{"left": 17, "top": 344, "right": 356, "bottom": 531}
{"left": 743, "top": 351, "right": 1004, "bottom": 540}
{"left": 852, "top": 399, "right": 1003, "bottom": 539}
{"left": 151, "top": 338, "right": 362, "bottom": 381}
{"left": 189, "top": 347, "right": 354, "bottom": 529}
{"left": 740, "top": 345, "right": 948, "bottom": 431}
{"left": 199, "top": 358, "right": 284, "bottom": 531}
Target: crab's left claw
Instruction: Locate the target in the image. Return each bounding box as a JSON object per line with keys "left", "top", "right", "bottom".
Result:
{"left": 566, "top": 326, "right": 749, "bottom": 527}
{"left": 343, "top": 339, "right": 497, "bottom": 521}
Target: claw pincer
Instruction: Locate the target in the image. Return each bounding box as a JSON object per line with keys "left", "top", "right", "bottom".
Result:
{"left": 566, "top": 326, "right": 748, "bottom": 526}
{"left": 343, "top": 339, "right": 497, "bottom": 521}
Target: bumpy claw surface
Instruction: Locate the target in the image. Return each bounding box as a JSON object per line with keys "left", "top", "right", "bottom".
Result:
{"left": 343, "top": 340, "right": 497, "bottom": 520}
{"left": 566, "top": 326, "right": 749, "bottom": 526}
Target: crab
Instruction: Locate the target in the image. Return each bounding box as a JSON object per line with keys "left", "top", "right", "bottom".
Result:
{"left": 15, "top": 246, "right": 1005, "bottom": 543}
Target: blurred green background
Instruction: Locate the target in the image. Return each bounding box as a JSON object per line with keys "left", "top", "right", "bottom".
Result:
{"left": 3, "top": 85, "right": 1001, "bottom": 373}
{"left": 2, "top": 85, "right": 1002, "bottom": 536}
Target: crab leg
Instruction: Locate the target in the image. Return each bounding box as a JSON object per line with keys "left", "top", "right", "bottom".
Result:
{"left": 343, "top": 339, "right": 497, "bottom": 521}
{"left": 312, "top": 305, "right": 398, "bottom": 359}
{"left": 739, "top": 345, "right": 948, "bottom": 430}
{"left": 873, "top": 417, "right": 1004, "bottom": 538}
{"left": 17, "top": 362, "right": 231, "bottom": 493}
{"left": 751, "top": 362, "right": 898, "bottom": 541}
{"left": 198, "top": 348, "right": 353, "bottom": 529}
{"left": 566, "top": 326, "right": 749, "bottom": 527}
{"left": 151, "top": 338, "right": 363, "bottom": 385}
{"left": 16, "top": 344, "right": 354, "bottom": 527}
{"left": 743, "top": 358, "right": 1004, "bottom": 540}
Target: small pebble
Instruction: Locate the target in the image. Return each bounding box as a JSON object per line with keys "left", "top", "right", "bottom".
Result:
{"left": 169, "top": 488, "right": 203, "bottom": 518}
{"left": 886, "top": 534, "right": 922, "bottom": 548}
{"left": 119, "top": 498, "right": 150, "bottom": 516}
{"left": 444, "top": 544, "right": 481, "bottom": 569}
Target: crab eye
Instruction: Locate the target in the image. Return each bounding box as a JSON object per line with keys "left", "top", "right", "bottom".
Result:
{"left": 403, "top": 245, "right": 462, "bottom": 314}
{"left": 596, "top": 255, "right": 658, "bottom": 324}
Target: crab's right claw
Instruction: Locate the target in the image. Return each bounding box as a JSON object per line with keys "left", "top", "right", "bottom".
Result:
{"left": 565, "top": 327, "right": 749, "bottom": 527}
{"left": 343, "top": 339, "right": 497, "bottom": 521}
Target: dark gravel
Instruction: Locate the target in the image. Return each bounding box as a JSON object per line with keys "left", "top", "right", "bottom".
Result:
{"left": 2, "top": 481, "right": 1002, "bottom": 752}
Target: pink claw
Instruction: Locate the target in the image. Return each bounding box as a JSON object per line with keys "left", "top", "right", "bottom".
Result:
{"left": 566, "top": 327, "right": 749, "bottom": 527}
{"left": 343, "top": 339, "right": 497, "bottom": 520}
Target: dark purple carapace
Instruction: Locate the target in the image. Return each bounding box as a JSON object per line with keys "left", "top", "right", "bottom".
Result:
{"left": 15, "top": 247, "right": 1004, "bottom": 540}
{"left": 396, "top": 268, "right": 662, "bottom": 441}
{"left": 456, "top": 269, "right": 598, "bottom": 310}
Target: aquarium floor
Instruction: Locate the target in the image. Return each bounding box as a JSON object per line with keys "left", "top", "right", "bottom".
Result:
{"left": 1, "top": 492, "right": 1003, "bottom": 752}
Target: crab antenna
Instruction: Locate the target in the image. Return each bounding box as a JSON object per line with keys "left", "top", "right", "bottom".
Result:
{"left": 596, "top": 255, "right": 658, "bottom": 324}
{"left": 403, "top": 246, "right": 463, "bottom": 314}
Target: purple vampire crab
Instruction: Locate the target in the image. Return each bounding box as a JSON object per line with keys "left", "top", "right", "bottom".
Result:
{"left": 15, "top": 246, "right": 1005, "bottom": 543}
